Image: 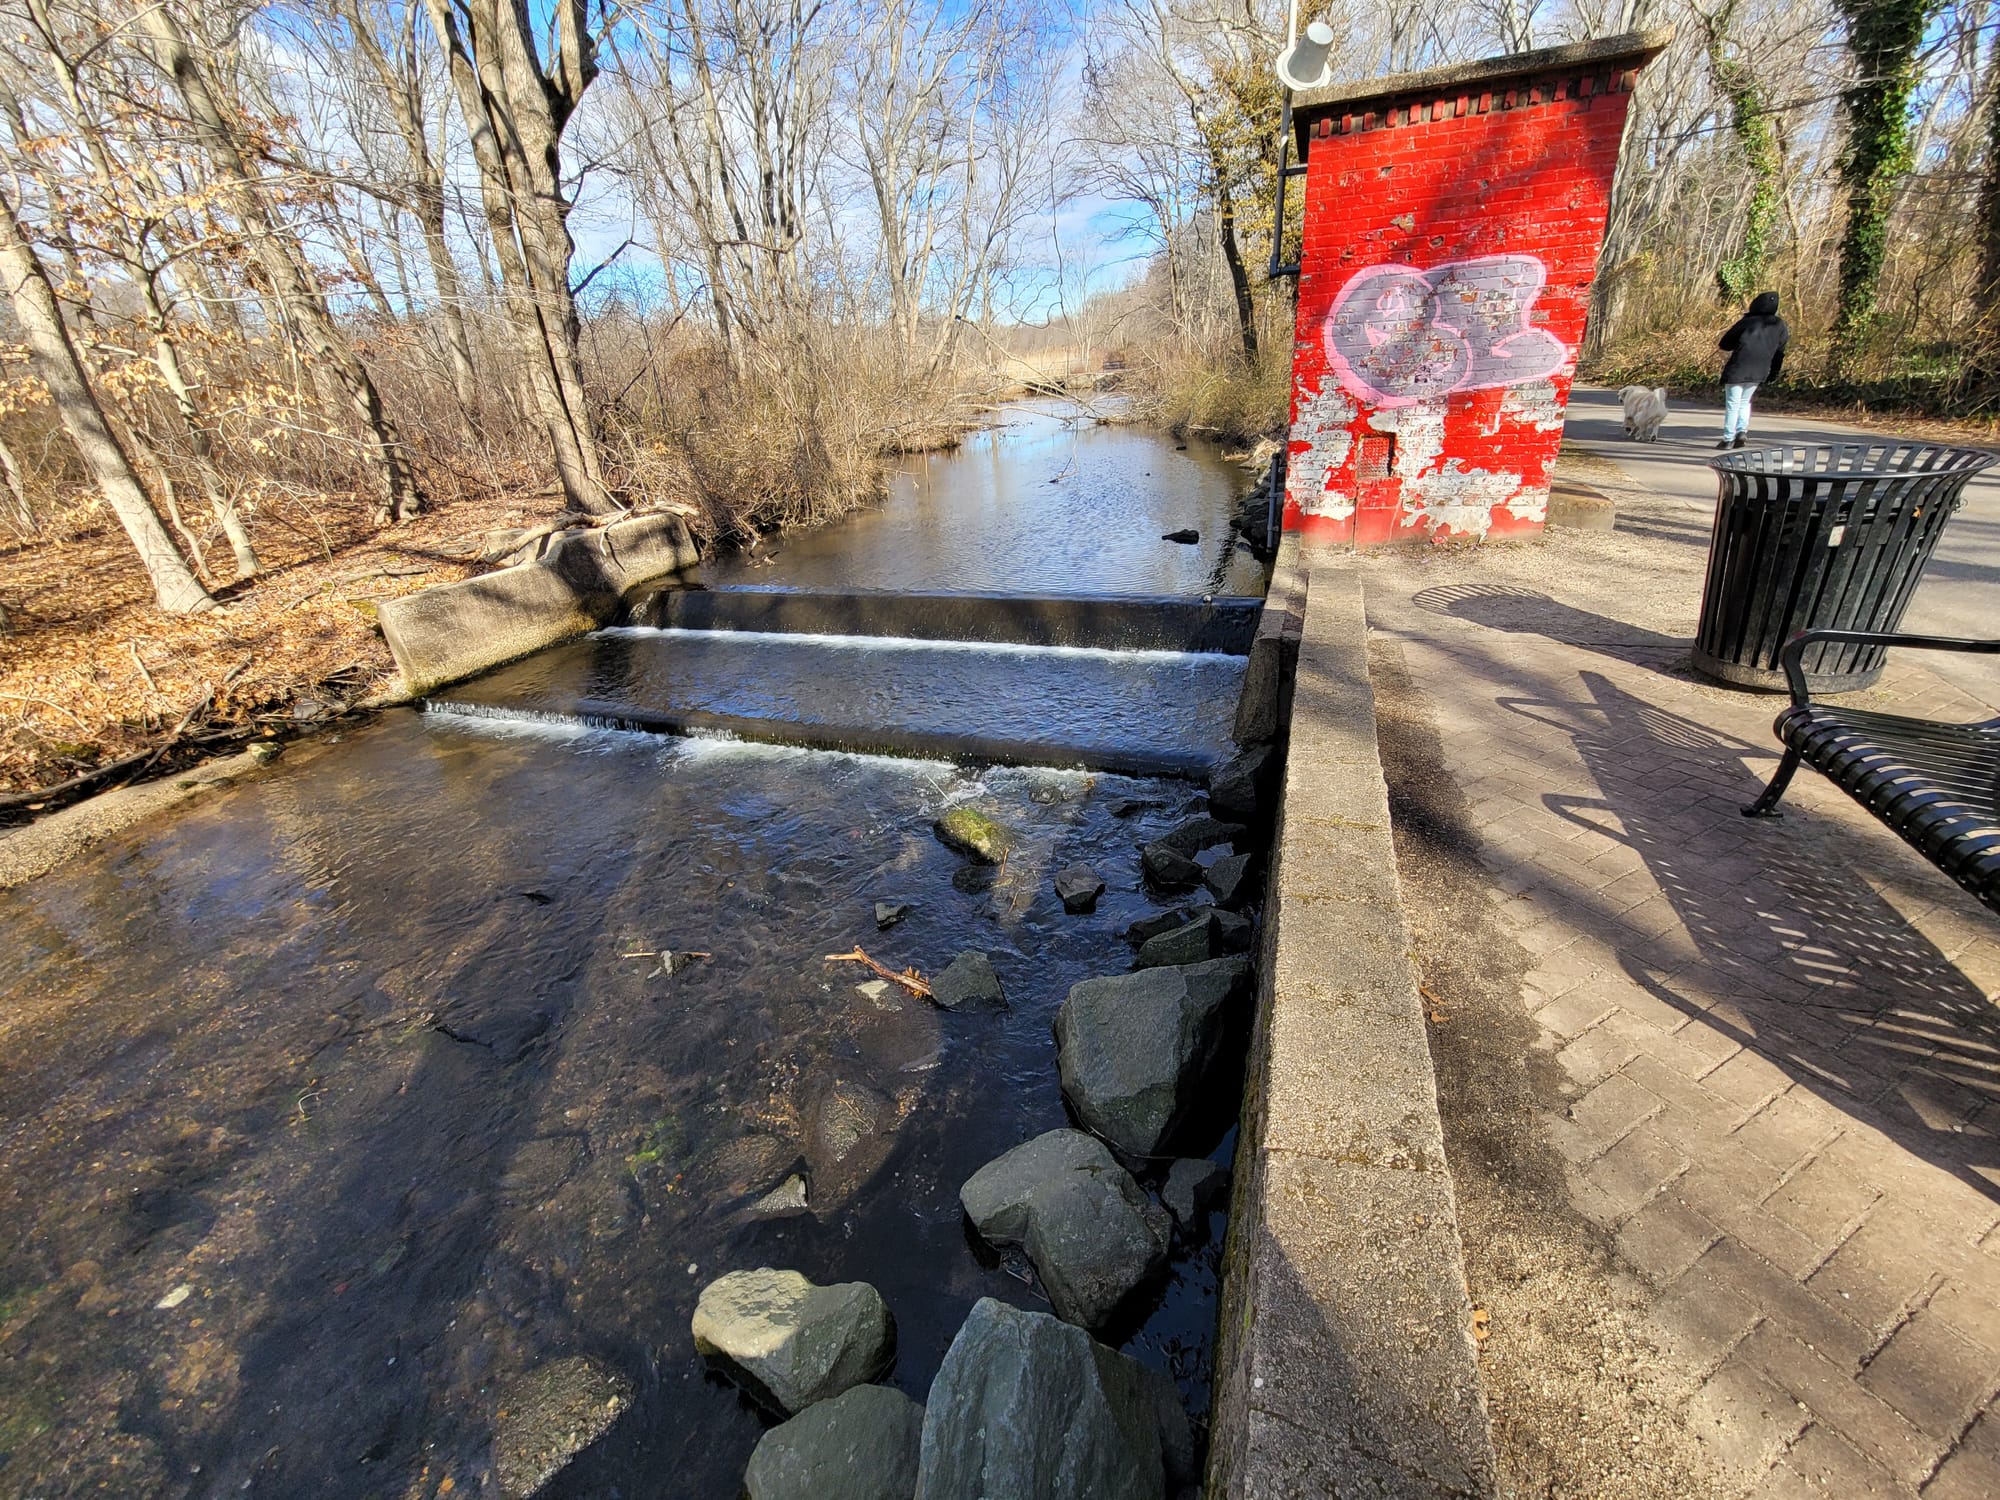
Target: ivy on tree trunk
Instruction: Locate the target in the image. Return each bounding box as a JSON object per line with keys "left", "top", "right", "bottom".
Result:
{"left": 1833, "top": 0, "right": 1936, "bottom": 364}
{"left": 1707, "top": 40, "right": 1781, "bottom": 303}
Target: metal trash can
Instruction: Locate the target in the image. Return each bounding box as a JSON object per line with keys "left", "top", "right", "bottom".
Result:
{"left": 1693, "top": 442, "right": 1994, "bottom": 692}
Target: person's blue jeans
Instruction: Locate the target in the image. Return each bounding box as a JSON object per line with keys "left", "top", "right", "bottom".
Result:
{"left": 1722, "top": 382, "right": 1758, "bottom": 441}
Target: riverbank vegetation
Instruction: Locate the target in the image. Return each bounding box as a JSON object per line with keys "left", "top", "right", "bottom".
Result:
{"left": 3, "top": 0, "right": 1998, "bottom": 797}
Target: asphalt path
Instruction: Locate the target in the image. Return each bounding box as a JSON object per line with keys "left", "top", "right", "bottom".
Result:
{"left": 1562, "top": 384, "right": 2000, "bottom": 708}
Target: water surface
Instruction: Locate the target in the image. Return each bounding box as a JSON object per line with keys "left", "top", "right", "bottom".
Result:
{"left": 703, "top": 400, "right": 1267, "bottom": 596}
{"left": 0, "top": 700, "right": 1238, "bottom": 1498}
{"left": 435, "top": 628, "right": 1247, "bottom": 774}
{"left": 0, "top": 408, "right": 1259, "bottom": 1497}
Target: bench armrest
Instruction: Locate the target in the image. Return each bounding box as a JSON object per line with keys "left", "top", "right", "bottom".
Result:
{"left": 1779, "top": 629, "right": 2000, "bottom": 706}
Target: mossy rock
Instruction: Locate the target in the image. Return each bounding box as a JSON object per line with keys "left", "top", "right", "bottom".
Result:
{"left": 934, "top": 806, "right": 1009, "bottom": 864}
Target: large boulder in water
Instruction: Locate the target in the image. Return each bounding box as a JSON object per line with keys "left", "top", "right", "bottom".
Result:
{"left": 691, "top": 1268, "right": 895, "bottom": 1414}
{"left": 959, "top": 1130, "right": 1167, "bottom": 1329}
{"left": 934, "top": 807, "right": 1009, "bottom": 863}
{"left": 490, "top": 1355, "right": 633, "bottom": 1499}
{"left": 1055, "top": 958, "right": 1254, "bottom": 1157}
{"left": 744, "top": 1384, "right": 923, "bottom": 1500}
{"left": 915, "top": 1298, "right": 1191, "bottom": 1500}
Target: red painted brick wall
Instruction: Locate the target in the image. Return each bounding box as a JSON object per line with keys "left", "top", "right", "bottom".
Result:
{"left": 1285, "top": 65, "right": 1641, "bottom": 545}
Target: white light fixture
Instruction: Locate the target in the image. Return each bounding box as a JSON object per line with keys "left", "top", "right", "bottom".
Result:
{"left": 1276, "top": 6, "right": 1335, "bottom": 92}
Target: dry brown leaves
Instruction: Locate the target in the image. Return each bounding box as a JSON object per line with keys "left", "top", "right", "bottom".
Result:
{"left": 0, "top": 483, "right": 556, "bottom": 797}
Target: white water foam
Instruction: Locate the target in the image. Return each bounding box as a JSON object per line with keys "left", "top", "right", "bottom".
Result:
{"left": 591, "top": 625, "right": 1240, "bottom": 668}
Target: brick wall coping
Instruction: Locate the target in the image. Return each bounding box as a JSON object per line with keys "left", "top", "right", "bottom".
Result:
{"left": 1206, "top": 545, "right": 1497, "bottom": 1497}
{"left": 1292, "top": 28, "right": 1670, "bottom": 147}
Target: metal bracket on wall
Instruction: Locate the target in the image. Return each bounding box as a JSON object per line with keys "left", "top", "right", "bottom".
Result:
{"left": 1268, "top": 92, "right": 1305, "bottom": 280}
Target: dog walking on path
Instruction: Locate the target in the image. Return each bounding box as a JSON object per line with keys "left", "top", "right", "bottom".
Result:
{"left": 1620, "top": 385, "right": 1668, "bottom": 441}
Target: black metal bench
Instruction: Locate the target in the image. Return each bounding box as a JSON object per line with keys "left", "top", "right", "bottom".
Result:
{"left": 1742, "top": 628, "right": 2000, "bottom": 914}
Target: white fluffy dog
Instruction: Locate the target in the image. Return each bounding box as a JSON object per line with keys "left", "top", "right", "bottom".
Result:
{"left": 1620, "top": 384, "right": 1668, "bottom": 441}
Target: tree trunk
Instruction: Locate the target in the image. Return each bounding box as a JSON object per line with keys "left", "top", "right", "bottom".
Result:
{"left": 1706, "top": 35, "right": 1782, "bottom": 303}
{"left": 1833, "top": 0, "right": 1933, "bottom": 365}
{"left": 1214, "top": 174, "right": 1258, "bottom": 362}
{"left": 421, "top": 0, "right": 624, "bottom": 516}
{"left": 0, "top": 188, "right": 211, "bottom": 613}
{"left": 1976, "top": 28, "right": 2000, "bottom": 336}
{"left": 141, "top": 7, "right": 423, "bottom": 523}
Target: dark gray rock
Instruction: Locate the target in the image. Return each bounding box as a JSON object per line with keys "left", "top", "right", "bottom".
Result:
{"left": 691, "top": 1268, "right": 895, "bottom": 1415}
{"left": 1055, "top": 958, "right": 1255, "bottom": 1156}
{"left": 1111, "top": 797, "right": 1163, "bottom": 819}
{"left": 1208, "top": 744, "right": 1275, "bottom": 821}
{"left": 959, "top": 1130, "right": 1168, "bottom": 1328}
{"left": 1157, "top": 816, "right": 1247, "bottom": 856}
{"left": 930, "top": 950, "right": 1004, "bottom": 1011}
{"left": 491, "top": 1355, "right": 633, "bottom": 1499}
{"left": 1202, "top": 851, "right": 1259, "bottom": 909}
{"left": 1124, "top": 907, "right": 1197, "bottom": 946}
{"left": 1135, "top": 912, "right": 1219, "bottom": 969}
{"left": 1161, "top": 528, "right": 1200, "bottom": 544}
{"left": 874, "top": 901, "right": 911, "bottom": 930}
{"left": 1140, "top": 842, "right": 1202, "bottom": 889}
{"left": 743, "top": 1384, "right": 923, "bottom": 1500}
{"left": 916, "top": 1298, "right": 1181, "bottom": 1500}
{"left": 1161, "top": 1159, "right": 1231, "bottom": 1234}
{"left": 1053, "top": 864, "right": 1106, "bottom": 914}
{"left": 1210, "top": 906, "right": 1255, "bottom": 954}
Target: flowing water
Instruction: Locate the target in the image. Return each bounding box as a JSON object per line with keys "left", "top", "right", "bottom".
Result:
{"left": 0, "top": 405, "right": 1264, "bottom": 1498}
{"left": 702, "top": 399, "right": 1267, "bottom": 596}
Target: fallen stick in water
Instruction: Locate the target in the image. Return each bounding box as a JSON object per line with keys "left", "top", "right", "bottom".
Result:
{"left": 824, "top": 947, "right": 932, "bottom": 998}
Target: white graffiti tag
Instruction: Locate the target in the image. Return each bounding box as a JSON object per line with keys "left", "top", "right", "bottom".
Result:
{"left": 1322, "top": 255, "right": 1568, "bottom": 408}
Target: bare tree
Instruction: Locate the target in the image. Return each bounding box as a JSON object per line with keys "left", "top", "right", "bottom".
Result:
{"left": 0, "top": 180, "right": 212, "bottom": 613}
{"left": 422, "top": 0, "right": 626, "bottom": 515}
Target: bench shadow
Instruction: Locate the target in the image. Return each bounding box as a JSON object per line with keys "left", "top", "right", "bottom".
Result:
{"left": 1506, "top": 668, "right": 1999, "bottom": 1201}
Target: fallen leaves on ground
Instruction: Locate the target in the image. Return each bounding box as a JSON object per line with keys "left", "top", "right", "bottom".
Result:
{"left": 0, "top": 482, "right": 557, "bottom": 800}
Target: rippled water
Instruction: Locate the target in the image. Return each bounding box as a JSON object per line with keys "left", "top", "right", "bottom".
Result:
{"left": 701, "top": 400, "right": 1268, "bottom": 596}
{"left": 0, "top": 408, "right": 1261, "bottom": 1498}
{"left": 0, "top": 718, "right": 1241, "bottom": 1496}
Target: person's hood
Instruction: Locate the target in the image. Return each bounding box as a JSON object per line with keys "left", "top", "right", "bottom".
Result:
{"left": 1748, "top": 292, "right": 1780, "bottom": 317}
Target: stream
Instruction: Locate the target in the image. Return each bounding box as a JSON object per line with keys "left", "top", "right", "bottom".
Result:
{"left": 0, "top": 402, "right": 1267, "bottom": 1497}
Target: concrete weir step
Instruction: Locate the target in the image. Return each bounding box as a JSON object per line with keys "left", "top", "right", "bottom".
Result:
{"left": 421, "top": 697, "right": 1218, "bottom": 780}
{"left": 624, "top": 585, "right": 1264, "bottom": 655}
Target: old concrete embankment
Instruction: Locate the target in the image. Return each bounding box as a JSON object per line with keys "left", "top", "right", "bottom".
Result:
{"left": 1209, "top": 546, "right": 1497, "bottom": 1497}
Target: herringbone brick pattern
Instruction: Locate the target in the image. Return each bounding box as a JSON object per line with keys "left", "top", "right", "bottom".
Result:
{"left": 1363, "top": 526, "right": 2000, "bottom": 1497}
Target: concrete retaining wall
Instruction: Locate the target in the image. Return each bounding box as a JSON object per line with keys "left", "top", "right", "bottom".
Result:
{"left": 378, "top": 513, "right": 701, "bottom": 695}
{"left": 1208, "top": 558, "right": 1495, "bottom": 1497}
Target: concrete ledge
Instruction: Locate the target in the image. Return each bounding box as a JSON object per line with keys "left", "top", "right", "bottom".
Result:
{"left": 378, "top": 513, "right": 700, "bottom": 694}
{"left": 1209, "top": 563, "right": 1495, "bottom": 1498}
{"left": 630, "top": 586, "right": 1262, "bottom": 655}
{"left": 1546, "top": 480, "right": 1616, "bottom": 531}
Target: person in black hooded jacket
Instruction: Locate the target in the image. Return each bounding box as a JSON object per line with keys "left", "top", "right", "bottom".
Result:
{"left": 1716, "top": 291, "right": 1788, "bottom": 449}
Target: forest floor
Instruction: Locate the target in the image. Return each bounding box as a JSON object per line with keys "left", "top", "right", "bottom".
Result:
{"left": 0, "top": 484, "right": 557, "bottom": 808}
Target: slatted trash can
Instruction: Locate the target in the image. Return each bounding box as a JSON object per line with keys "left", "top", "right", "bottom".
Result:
{"left": 1693, "top": 442, "right": 1994, "bottom": 692}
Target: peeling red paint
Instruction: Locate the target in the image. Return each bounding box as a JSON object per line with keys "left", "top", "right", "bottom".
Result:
{"left": 1283, "top": 53, "right": 1652, "bottom": 546}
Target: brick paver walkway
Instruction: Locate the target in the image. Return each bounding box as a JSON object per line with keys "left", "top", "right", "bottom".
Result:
{"left": 1356, "top": 498, "right": 2000, "bottom": 1498}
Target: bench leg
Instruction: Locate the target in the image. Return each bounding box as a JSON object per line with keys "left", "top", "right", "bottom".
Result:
{"left": 1741, "top": 749, "right": 1801, "bottom": 818}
